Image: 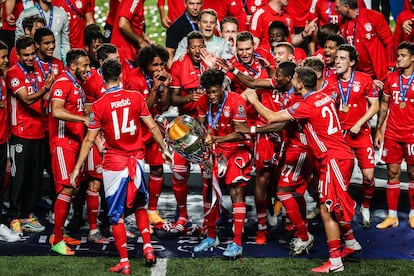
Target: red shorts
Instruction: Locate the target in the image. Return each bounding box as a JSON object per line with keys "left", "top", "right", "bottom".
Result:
{"left": 254, "top": 133, "right": 282, "bottom": 171}
{"left": 383, "top": 138, "right": 414, "bottom": 165}
{"left": 318, "top": 158, "right": 355, "bottom": 222}
{"left": 85, "top": 144, "right": 103, "bottom": 180}
{"left": 278, "top": 146, "right": 314, "bottom": 195}
{"left": 144, "top": 142, "right": 164, "bottom": 166}
{"left": 51, "top": 146, "right": 80, "bottom": 192}
{"left": 344, "top": 128, "right": 375, "bottom": 169}
{"left": 217, "top": 149, "right": 252, "bottom": 187}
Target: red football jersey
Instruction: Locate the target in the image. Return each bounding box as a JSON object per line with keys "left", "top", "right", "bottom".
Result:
{"left": 245, "top": 0, "right": 266, "bottom": 15}
{"left": 286, "top": 0, "right": 312, "bottom": 28}
{"left": 126, "top": 67, "right": 166, "bottom": 143}
{"left": 203, "top": 0, "right": 247, "bottom": 31}
{"left": 383, "top": 70, "right": 414, "bottom": 142}
{"left": 249, "top": 4, "right": 294, "bottom": 50}
{"left": 282, "top": 88, "right": 309, "bottom": 150}
{"left": 54, "top": 0, "right": 94, "bottom": 48}
{"left": 34, "top": 57, "right": 65, "bottom": 79}
{"left": 106, "top": 0, "right": 121, "bottom": 26}
{"left": 83, "top": 68, "right": 106, "bottom": 104}
{"left": 308, "top": 0, "right": 341, "bottom": 26}
{"left": 198, "top": 91, "right": 250, "bottom": 155}
{"left": 89, "top": 87, "right": 150, "bottom": 167}
{"left": 6, "top": 64, "right": 45, "bottom": 139}
{"left": 110, "top": 0, "right": 145, "bottom": 62}
{"left": 157, "top": 0, "right": 185, "bottom": 24}
{"left": 0, "top": 78, "right": 8, "bottom": 144}
{"left": 394, "top": 8, "right": 414, "bottom": 45}
{"left": 338, "top": 8, "right": 395, "bottom": 80}
{"left": 330, "top": 71, "right": 378, "bottom": 130}
{"left": 286, "top": 91, "right": 354, "bottom": 161}
{"left": 49, "top": 72, "right": 86, "bottom": 151}
{"left": 170, "top": 55, "right": 204, "bottom": 117}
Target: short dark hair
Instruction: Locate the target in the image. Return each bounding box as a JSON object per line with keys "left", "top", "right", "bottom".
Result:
{"left": 317, "top": 23, "right": 339, "bottom": 48}
{"left": 83, "top": 24, "right": 104, "bottom": 47}
{"left": 137, "top": 44, "right": 169, "bottom": 73}
{"left": 22, "top": 15, "right": 45, "bottom": 33}
{"left": 34, "top": 28, "right": 54, "bottom": 43}
{"left": 236, "top": 31, "right": 254, "bottom": 44}
{"left": 339, "top": 0, "right": 358, "bottom": 9}
{"left": 16, "top": 36, "right": 35, "bottom": 53}
{"left": 303, "top": 57, "right": 325, "bottom": 73}
{"left": 278, "top": 61, "right": 297, "bottom": 78}
{"left": 200, "top": 69, "right": 225, "bottom": 89}
{"left": 337, "top": 44, "right": 359, "bottom": 64}
{"left": 295, "top": 67, "right": 317, "bottom": 90}
{"left": 0, "top": 40, "right": 8, "bottom": 51}
{"left": 268, "top": 20, "right": 289, "bottom": 37}
{"left": 102, "top": 58, "right": 121, "bottom": 83}
{"left": 66, "top": 48, "right": 89, "bottom": 66}
{"left": 97, "top": 43, "right": 118, "bottom": 61}
{"left": 187, "top": 31, "right": 204, "bottom": 45}
{"left": 398, "top": 41, "right": 414, "bottom": 56}
{"left": 220, "top": 16, "right": 239, "bottom": 31}
{"left": 325, "top": 34, "right": 346, "bottom": 47}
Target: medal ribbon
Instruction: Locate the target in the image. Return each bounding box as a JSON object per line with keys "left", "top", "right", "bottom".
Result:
{"left": 36, "top": 3, "right": 53, "bottom": 29}
{"left": 105, "top": 85, "right": 121, "bottom": 93}
{"left": 35, "top": 56, "right": 53, "bottom": 79}
{"left": 399, "top": 71, "right": 414, "bottom": 104}
{"left": 236, "top": 53, "right": 262, "bottom": 78}
{"left": 17, "top": 62, "right": 39, "bottom": 92}
{"left": 337, "top": 70, "right": 355, "bottom": 108}
{"left": 207, "top": 91, "right": 228, "bottom": 129}
{"left": 64, "top": 0, "right": 84, "bottom": 19}
{"left": 65, "top": 69, "right": 85, "bottom": 106}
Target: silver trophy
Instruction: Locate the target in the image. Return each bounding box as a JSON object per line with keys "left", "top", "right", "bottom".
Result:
{"left": 155, "top": 114, "right": 212, "bottom": 178}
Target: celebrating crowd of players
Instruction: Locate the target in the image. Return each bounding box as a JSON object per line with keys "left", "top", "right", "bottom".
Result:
{"left": 1, "top": 0, "right": 414, "bottom": 274}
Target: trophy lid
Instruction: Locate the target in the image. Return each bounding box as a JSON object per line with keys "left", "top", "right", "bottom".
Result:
{"left": 168, "top": 118, "right": 190, "bottom": 141}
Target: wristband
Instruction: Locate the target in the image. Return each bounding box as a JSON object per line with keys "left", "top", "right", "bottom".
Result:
{"left": 233, "top": 68, "right": 239, "bottom": 75}
{"left": 250, "top": 126, "right": 256, "bottom": 134}
{"left": 301, "top": 32, "right": 307, "bottom": 39}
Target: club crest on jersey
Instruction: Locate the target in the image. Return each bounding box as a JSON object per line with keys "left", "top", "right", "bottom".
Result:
{"left": 53, "top": 68, "right": 58, "bottom": 76}
{"left": 11, "top": 78, "right": 20, "bottom": 88}
{"left": 89, "top": 111, "right": 96, "bottom": 126}
{"left": 223, "top": 106, "right": 231, "bottom": 117}
{"left": 75, "top": 0, "right": 83, "bottom": 8}
{"left": 364, "top": 23, "right": 372, "bottom": 32}
{"left": 15, "top": 144, "right": 23, "bottom": 153}
{"left": 237, "top": 105, "right": 245, "bottom": 117}
{"left": 353, "top": 82, "right": 361, "bottom": 92}
{"left": 54, "top": 89, "right": 63, "bottom": 97}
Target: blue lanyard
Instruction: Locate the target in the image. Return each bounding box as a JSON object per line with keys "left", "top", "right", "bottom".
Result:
{"left": 281, "top": 86, "right": 295, "bottom": 110}
{"left": 185, "top": 12, "right": 198, "bottom": 31}
{"left": 236, "top": 53, "right": 262, "bottom": 78}
{"left": 303, "top": 90, "right": 316, "bottom": 100}
{"left": 65, "top": 69, "right": 85, "bottom": 106}
{"left": 347, "top": 9, "right": 359, "bottom": 46}
{"left": 0, "top": 79, "right": 4, "bottom": 101}
{"left": 207, "top": 91, "right": 228, "bottom": 129}
{"left": 399, "top": 71, "right": 414, "bottom": 103}
{"left": 36, "top": 3, "right": 53, "bottom": 29}
{"left": 105, "top": 85, "right": 121, "bottom": 93}
{"left": 144, "top": 73, "right": 152, "bottom": 91}
{"left": 17, "top": 62, "right": 39, "bottom": 92}
{"left": 337, "top": 70, "right": 355, "bottom": 106}
{"left": 35, "top": 56, "right": 53, "bottom": 79}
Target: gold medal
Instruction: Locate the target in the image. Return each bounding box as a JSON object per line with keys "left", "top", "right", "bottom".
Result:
{"left": 342, "top": 105, "right": 349, "bottom": 113}
{"left": 0, "top": 101, "right": 4, "bottom": 109}
{"left": 400, "top": 102, "right": 406, "bottom": 109}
